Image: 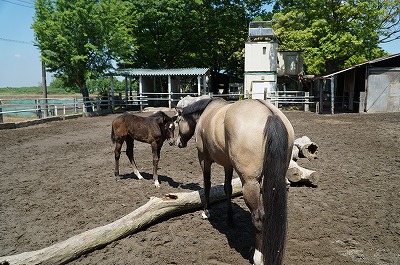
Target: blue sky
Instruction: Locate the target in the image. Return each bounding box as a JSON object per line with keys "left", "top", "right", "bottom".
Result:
{"left": 0, "top": 1, "right": 399, "bottom": 88}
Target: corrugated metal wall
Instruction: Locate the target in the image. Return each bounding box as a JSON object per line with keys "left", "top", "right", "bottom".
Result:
{"left": 366, "top": 68, "right": 400, "bottom": 112}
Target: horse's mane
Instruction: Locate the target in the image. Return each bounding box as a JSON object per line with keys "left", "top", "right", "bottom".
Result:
{"left": 181, "top": 98, "right": 214, "bottom": 116}
{"left": 149, "top": 111, "right": 168, "bottom": 118}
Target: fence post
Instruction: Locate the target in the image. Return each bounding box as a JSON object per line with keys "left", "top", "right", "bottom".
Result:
{"left": 304, "top": 92, "right": 309, "bottom": 112}
{"left": 0, "top": 100, "right": 3, "bottom": 123}
{"left": 49, "top": 105, "right": 54, "bottom": 116}
{"left": 36, "top": 99, "right": 42, "bottom": 119}
{"left": 139, "top": 76, "right": 143, "bottom": 112}
{"left": 96, "top": 99, "right": 100, "bottom": 112}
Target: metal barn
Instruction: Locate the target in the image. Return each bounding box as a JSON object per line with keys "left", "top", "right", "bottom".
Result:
{"left": 315, "top": 53, "right": 400, "bottom": 113}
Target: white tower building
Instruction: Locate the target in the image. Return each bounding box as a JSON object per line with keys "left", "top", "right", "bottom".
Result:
{"left": 244, "top": 21, "right": 277, "bottom": 100}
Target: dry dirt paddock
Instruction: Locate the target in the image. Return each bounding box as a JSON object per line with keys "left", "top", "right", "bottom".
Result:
{"left": 0, "top": 110, "right": 399, "bottom": 265}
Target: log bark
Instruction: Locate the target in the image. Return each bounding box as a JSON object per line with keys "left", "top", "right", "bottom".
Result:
{"left": 286, "top": 160, "right": 319, "bottom": 185}
{"left": 0, "top": 178, "right": 244, "bottom": 265}
{"left": 294, "top": 136, "right": 318, "bottom": 159}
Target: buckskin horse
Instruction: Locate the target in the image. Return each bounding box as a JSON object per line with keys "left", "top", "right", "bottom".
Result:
{"left": 175, "top": 98, "right": 294, "bottom": 265}
{"left": 111, "top": 111, "right": 177, "bottom": 187}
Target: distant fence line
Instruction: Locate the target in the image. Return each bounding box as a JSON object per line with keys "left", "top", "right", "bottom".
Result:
{"left": 0, "top": 91, "right": 315, "bottom": 124}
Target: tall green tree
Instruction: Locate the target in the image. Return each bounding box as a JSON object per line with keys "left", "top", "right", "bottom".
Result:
{"left": 272, "top": 0, "right": 399, "bottom": 75}
{"left": 32, "top": 0, "right": 133, "bottom": 110}
{"left": 120, "top": 0, "right": 271, "bottom": 77}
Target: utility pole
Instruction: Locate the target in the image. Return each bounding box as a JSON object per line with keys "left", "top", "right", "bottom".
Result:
{"left": 41, "top": 55, "right": 48, "bottom": 117}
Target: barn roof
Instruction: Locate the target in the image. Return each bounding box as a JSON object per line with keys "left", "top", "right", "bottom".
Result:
{"left": 317, "top": 53, "right": 400, "bottom": 79}
{"left": 108, "top": 68, "right": 209, "bottom": 77}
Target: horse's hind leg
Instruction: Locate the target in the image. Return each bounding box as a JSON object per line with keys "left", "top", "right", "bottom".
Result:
{"left": 200, "top": 155, "right": 212, "bottom": 219}
{"left": 126, "top": 136, "right": 143, "bottom": 179}
{"left": 114, "top": 139, "right": 123, "bottom": 177}
{"left": 242, "top": 180, "right": 264, "bottom": 265}
{"left": 224, "top": 166, "right": 234, "bottom": 224}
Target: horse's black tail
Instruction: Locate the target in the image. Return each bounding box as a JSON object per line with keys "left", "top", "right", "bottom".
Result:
{"left": 262, "top": 113, "right": 291, "bottom": 265}
{"left": 111, "top": 124, "right": 116, "bottom": 144}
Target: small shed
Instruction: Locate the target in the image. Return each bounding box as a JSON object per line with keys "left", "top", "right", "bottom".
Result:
{"left": 315, "top": 53, "right": 400, "bottom": 113}
{"left": 108, "top": 68, "right": 209, "bottom": 108}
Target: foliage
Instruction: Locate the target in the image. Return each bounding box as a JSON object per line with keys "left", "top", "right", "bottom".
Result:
{"left": 32, "top": 0, "right": 399, "bottom": 86}
{"left": 49, "top": 77, "right": 135, "bottom": 96}
{"left": 0, "top": 86, "right": 73, "bottom": 95}
{"left": 32, "top": 0, "right": 133, "bottom": 98}
{"left": 33, "top": 0, "right": 272, "bottom": 92}
{"left": 48, "top": 78, "right": 75, "bottom": 93}
{"left": 271, "top": 0, "right": 399, "bottom": 75}
{"left": 119, "top": 0, "right": 272, "bottom": 77}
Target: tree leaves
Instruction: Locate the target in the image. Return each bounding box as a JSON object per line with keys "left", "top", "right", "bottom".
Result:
{"left": 33, "top": 0, "right": 133, "bottom": 91}
{"left": 272, "top": 0, "right": 397, "bottom": 75}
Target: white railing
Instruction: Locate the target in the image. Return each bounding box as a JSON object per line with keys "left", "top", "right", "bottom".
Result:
{"left": 213, "top": 91, "right": 315, "bottom": 111}
{"left": 265, "top": 91, "right": 315, "bottom": 111}
{"left": 0, "top": 95, "right": 147, "bottom": 123}
{"left": 0, "top": 91, "right": 316, "bottom": 124}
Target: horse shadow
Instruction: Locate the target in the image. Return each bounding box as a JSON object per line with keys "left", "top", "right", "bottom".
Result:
{"left": 117, "top": 171, "right": 203, "bottom": 191}
{"left": 207, "top": 200, "right": 255, "bottom": 263}
{"left": 118, "top": 172, "right": 181, "bottom": 188}
{"left": 179, "top": 182, "right": 202, "bottom": 191}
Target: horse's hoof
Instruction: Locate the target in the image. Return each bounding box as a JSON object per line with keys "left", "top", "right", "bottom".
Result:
{"left": 154, "top": 181, "right": 160, "bottom": 188}
{"left": 201, "top": 211, "right": 210, "bottom": 219}
{"left": 135, "top": 173, "right": 144, "bottom": 179}
{"left": 253, "top": 249, "right": 264, "bottom": 265}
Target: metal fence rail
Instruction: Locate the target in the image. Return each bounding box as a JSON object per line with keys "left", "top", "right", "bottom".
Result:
{"left": 0, "top": 91, "right": 316, "bottom": 124}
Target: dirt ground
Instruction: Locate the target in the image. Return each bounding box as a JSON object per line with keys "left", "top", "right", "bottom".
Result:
{"left": 0, "top": 109, "right": 399, "bottom": 265}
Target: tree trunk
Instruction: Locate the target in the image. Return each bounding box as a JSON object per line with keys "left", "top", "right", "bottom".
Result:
{"left": 81, "top": 83, "right": 93, "bottom": 113}
{"left": 0, "top": 178, "right": 244, "bottom": 265}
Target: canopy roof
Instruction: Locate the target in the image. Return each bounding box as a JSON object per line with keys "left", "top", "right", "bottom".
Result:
{"left": 108, "top": 68, "right": 209, "bottom": 77}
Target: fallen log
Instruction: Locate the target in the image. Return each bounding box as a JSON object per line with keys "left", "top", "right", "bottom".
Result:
{"left": 286, "top": 159, "right": 319, "bottom": 185}
{"left": 291, "top": 145, "right": 300, "bottom": 161}
{"left": 294, "top": 136, "right": 318, "bottom": 159}
{"left": 0, "top": 178, "right": 244, "bottom": 265}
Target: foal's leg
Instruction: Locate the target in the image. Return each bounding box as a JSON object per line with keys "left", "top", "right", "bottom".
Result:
{"left": 224, "top": 166, "right": 234, "bottom": 224}
{"left": 126, "top": 136, "right": 143, "bottom": 179}
{"left": 151, "top": 141, "right": 162, "bottom": 188}
{"left": 114, "top": 139, "right": 124, "bottom": 177}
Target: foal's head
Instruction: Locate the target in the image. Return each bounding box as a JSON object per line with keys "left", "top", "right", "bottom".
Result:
{"left": 151, "top": 111, "right": 177, "bottom": 145}
{"left": 164, "top": 119, "right": 176, "bottom": 146}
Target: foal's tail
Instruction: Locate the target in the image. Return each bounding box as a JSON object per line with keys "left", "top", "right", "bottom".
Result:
{"left": 262, "top": 113, "right": 290, "bottom": 265}
{"left": 111, "top": 124, "right": 116, "bottom": 144}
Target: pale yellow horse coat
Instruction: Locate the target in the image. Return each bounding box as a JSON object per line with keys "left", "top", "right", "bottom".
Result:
{"left": 176, "top": 98, "right": 294, "bottom": 265}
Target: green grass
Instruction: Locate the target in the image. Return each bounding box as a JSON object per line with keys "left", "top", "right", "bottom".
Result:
{"left": 0, "top": 86, "right": 74, "bottom": 96}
